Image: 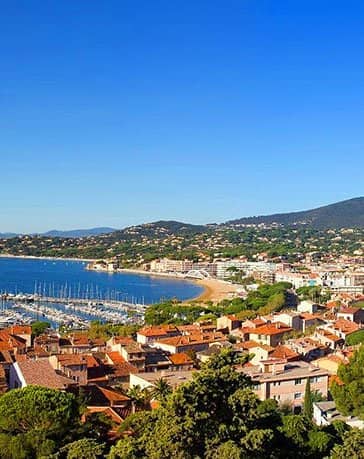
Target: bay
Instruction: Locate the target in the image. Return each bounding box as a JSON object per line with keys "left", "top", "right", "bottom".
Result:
{"left": 0, "top": 257, "right": 203, "bottom": 304}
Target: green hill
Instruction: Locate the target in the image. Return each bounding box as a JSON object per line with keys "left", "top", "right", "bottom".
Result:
{"left": 227, "top": 197, "right": 364, "bottom": 229}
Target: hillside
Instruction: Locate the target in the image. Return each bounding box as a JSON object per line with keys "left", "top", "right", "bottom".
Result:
{"left": 227, "top": 197, "right": 364, "bottom": 229}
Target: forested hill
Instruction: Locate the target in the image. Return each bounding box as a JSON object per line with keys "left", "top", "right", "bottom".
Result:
{"left": 227, "top": 197, "right": 364, "bottom": 229}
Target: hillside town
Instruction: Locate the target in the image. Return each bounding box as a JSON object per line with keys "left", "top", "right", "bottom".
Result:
{"left": 1, "top": 276, "right": 364, "bottom": 439}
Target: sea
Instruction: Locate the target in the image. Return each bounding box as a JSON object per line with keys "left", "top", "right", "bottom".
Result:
{"left": 0, "top": 257, "right": 203, "bottom": 328}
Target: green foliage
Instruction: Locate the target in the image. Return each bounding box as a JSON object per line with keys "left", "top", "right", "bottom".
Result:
{"left": 86, "top": 321, "right": 140, "bottom": 339}
{"left": 331, "top": 346, "right": 364, "bottom": 419}
{"left": 330, "top": 428, "right": 364, "bottom": 459}
{"left": 61, "top": 438, "right": 105, "bottom": 459}
{"left": 0, "top": 386, "right": 80, "bottom": 458}
{"left": 346, "top": 329, "right": 364, "bottom": 345}
{"left": 296, "top": 286, "right": 330, "bottom": 303}
{"left": 31, "top": 320, "right": 50, "bottom": 337}
{"left": 303, "top": 379, "right": 313, "bottom": 420}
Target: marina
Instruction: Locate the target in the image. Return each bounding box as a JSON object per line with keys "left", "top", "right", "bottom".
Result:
{"left": 0, "top": 293, "right": 145, "bottom": 329}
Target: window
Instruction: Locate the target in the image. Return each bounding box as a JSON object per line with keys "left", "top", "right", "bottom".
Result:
{"left": 295, "top": 378, "right": 302, "bottom": 385}
{"left": 253, "top": 383, "right": 261, "bottom": 390}
{"left": 273, "top": 381, "right": 281, "bottom": 387}
{"left": 294, "top": 393, "right": 302, "bottom": 400}
{"left": 273, "top": 395, "right": 281, "bottom": 401}
{"left": 311, "top": 376, "right": 321, "bottom": 383}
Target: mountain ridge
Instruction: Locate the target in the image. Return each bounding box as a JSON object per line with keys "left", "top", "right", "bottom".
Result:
{"left": 226, "top": 197, "right": 364, "bottom": 229}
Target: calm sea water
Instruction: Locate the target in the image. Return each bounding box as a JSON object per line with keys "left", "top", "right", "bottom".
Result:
{"left": 0, "top": 257, "right": 203, "bottom": 304}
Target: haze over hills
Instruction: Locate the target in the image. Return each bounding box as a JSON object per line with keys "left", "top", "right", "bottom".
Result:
{"left": 0, "top": 198, "right": 363, "bottom": 240}
{"left": 226, "top": 197, "right": 364, "bottom": 229}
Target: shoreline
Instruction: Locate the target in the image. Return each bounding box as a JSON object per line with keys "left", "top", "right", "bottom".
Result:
{"left": 0, "top": 254, "right": 95, "bottom": 262}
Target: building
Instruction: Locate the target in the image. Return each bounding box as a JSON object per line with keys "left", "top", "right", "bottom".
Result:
{"left": 242, "top": 359, "right": 329, "bottom": 411}
{"left": 129, "top": 369, "right": 194, "bottom": 391}
{"left": 313, "top": 401, "right": 364, "bottom": 429}
{"left": 9, "top": 359, "right": 74, "bottom": 390}
{"left": 244, "top": 322, "right": 293, "bottom": 347}
{"left": 216, "top": 315, "right": 242, "bottom": 332}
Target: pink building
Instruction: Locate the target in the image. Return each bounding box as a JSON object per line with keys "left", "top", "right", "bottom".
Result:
{"left": 241, "top": 359, "right": 328, "bottom": 411}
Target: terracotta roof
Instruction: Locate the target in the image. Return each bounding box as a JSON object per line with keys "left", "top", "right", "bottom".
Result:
{"left": 137, "top": 325, "right": 179, "bottom": 337}
{"left": 16, "top": 360, "right": 74, "bottom": 389}
{"left": 85, "top": 384, "right": 130, "bottom": 405}
{"left": 316, "top": 329, "right": 343, "bottom": 342}
{"left": 106, "top": 352, "right": 126, "bottom": 364}
{"left": 57, "top": 354, "right": 88, "bottom": 366}
{"left": 169, "top": 353, "right": 193, "bottom": 365}
{"left": 9, "top": 325, "right": 32, "bottom": 335}
{"left": 70, "top": 334, "right": 89, "bottom": 345}
{"left": 332, "top": 319, "right": 359, "bottom": 335}
{"left": 110, "top": 336, "right": 135, "bottom": 346}
{"left": 270, "top": 345, "right": 299, "bottom": 361}
{"left": 247, "top": 322, "right": 293, "bottom": 336}
{"left": 156, "top": 332, "right": 226, "bottom": 348}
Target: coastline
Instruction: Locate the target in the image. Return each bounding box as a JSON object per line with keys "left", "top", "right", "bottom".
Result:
{"left": 0, "top": 254, "right": 95, "bottom": 263}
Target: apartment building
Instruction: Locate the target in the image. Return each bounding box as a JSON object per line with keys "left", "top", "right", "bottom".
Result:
{"left": 242, "top": 359, "right": 328, "bottom": 410}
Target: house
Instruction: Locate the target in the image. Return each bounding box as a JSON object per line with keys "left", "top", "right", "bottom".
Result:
{"left": 143, "top": 347, "right": 171, "bottom": 372}
{"left": 245, "top": 322, "right": 293, "bottom": 347}
{"left": 314, "top": 328, "right": 344, "bottom": 350}
{"left": 8, "top": 325, "right": 32, "bottom": 348}
{"left": 299, "top": 313, "right": 325, "bottom": 332}
{"left": 129, "top": 369, "right": 194, "bottom": 391}
{"left": 136, "top": 325, "right": 181, "bottom": 345}
{"left": 9, "top": 359, "right": 75, "bottom": 390}
{"left": 216, "top": 315, "right": 242, "bottom": 332}
{"left": 313, "top": 349, "right": 353, "bottom": 374}
{"left": 328, "top": 319, "right": 360, "bottom": 340}
{"left": 152, "top": 332, "right": 226, "bottom": 354}
{"left": 313, "top": 401, "right": 364, "bottom": 429}
{"left": 49, "top": 354, "right": 88, "bottom": 385}
{"left": 271, "top": 312, "right": 301, "bottom": 331}
{"left": 297, "top": 301, "right": 320, "bottom": 314}
{"left": 241, "top": 359, "right": 329, "bottom": 411}
{"left": 337, "top": 307, "right": 364, "bottom": 325}
{"left": 286, "top": 337, "right": 328, "bottom": 361}
{"left": 168, "top": 353, "right": 194, "bottom": 370}
{"left": 34, "top": 334, "right": 60, "bottom": 355}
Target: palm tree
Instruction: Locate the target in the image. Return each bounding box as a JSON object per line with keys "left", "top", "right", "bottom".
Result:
{"left": 150, "top": 377, "right": 172, "bottom": 403}
{"left": 127, "top": 385, "right": 151, "bottom": 412}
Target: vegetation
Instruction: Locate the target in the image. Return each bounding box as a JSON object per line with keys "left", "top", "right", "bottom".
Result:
{"left": 145, "top": 282, "right": 295, "bottom": 326}
{"left": 0, "top": 351, "right": 358, "bottom": 458}
{"left": 108, "top": 350, "right": 351, "bottom": 458}
{"left": 31, "top": 320, "right": 50, "bottom": 337}
{"left": 0, "top": 221, "right": 362, "bottom": 266}
{"left": 331, "top": 346, "right": 364, "bottom": 419}
{"left": 0, "top": 386, "right": 81, "bottom": 458}
{"left": 345, "top": 329, "right": 364, "bottom": 345}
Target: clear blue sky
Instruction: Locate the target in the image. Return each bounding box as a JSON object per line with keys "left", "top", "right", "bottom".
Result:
{"left": 1, "top": 1, "right": 363, "bottom": 232}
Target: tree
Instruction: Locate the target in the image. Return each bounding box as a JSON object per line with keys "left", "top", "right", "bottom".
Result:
{"left": 111, "top": 349, "right": 285, "bottom": 458}
{"left": 31, "top": 320, "right": 50, "bottom": 337}
{"left": 330, "top": 428, "right": 364, "bottom": 459}
{"left": 61, "top": 438, "right": 105, "bottom": 459}
{"left": 303, "top": 379, "right": 313, "bottom": 420}
{"left": 150, "top": 378, "right": 172, "bottom": 403}
{"left": 127, "top": 385, "right": 151, "bottom": 411}
{"left": 0, "top": 386, "right": 80, "bottom": 458}
{"left": 331, "top": 346, "right": 364, "bottom": 418}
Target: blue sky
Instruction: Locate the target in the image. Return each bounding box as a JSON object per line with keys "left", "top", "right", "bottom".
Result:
{"left": 1, "top": 1, "right": 363, "bottom": 232}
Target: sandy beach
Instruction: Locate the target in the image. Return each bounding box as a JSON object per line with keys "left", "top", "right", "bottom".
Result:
{"left": 192, "top": 278, "right": 240, "bottom": 303}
